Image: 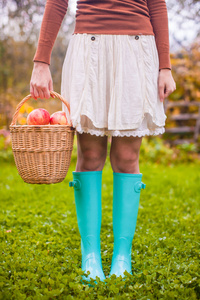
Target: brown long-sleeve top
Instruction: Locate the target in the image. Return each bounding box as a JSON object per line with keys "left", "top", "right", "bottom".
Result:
{"left": 34, "top": 0, "right": 171, "bottom": 70}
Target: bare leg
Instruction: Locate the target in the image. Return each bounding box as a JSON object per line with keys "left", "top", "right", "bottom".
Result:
{"left": 76, "top": 132, "right": 108, "bottom": 172}
{"left": 110, "top": 136, "right": 143, "bottom": 173}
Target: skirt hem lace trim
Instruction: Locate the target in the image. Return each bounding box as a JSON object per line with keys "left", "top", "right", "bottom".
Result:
{"left": 74, "top": 124, "right": 165, "bottom": 137}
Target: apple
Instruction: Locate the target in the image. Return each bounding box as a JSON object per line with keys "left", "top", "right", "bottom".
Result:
{"left": 27, "top": 108, "right": 50, "bottom": 125}
{"left": 50, "top": 111, "right": 69, "bottom": 125}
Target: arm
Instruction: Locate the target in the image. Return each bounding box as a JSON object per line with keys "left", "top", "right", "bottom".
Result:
{"left": 34, "top": 0, "right": 68, "bottom": 65}
{"left": 31, "top": 0, "right": 68, "bottom": 99}
{"left": 147, "top": 0, "right": 176, "bottom": 101}
{"left": 147, "top": 0, "right": 171, "bottom": 70}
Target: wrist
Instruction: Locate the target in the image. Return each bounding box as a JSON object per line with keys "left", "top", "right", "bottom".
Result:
{"left": 33, "top": 61, "right": 50, "bottom": 68}
{"left": 159, "top": 68, "right": 171, "bottom": 72}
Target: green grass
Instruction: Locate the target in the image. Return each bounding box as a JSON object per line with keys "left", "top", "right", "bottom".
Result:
{"left": 0, "top": 157, "right": 200, "bottom": 299}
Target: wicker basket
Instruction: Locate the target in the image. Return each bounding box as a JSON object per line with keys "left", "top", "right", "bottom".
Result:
{"left": 10, "top": 91, "right": 75, "bottom": 184}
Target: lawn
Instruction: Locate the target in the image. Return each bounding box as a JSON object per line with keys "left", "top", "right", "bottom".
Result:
{"left": 0, "top": 155, "right": 199, "bottom": 299}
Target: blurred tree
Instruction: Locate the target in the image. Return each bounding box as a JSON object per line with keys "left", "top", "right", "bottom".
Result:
{"left": 173, "top": 0, "right": 200, "bottom": 20}
{"left": 167, "top": 0, "right": 200, "bottom": 51}
{"left": 0, "top": 37, "right": 35, "bottom": 128}
{"left": 1, "top": 0, "right": 75, "bottom": 43}
{"left": 164, "top": 40, "right": 200, "bottom": 143}
{"left": 170, "top": 40, "right": 200, "bottom": 102}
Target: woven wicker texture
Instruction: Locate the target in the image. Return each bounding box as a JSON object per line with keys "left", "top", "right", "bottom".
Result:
{"left": 10, "top": 91, "right": 75, "bottom": 184}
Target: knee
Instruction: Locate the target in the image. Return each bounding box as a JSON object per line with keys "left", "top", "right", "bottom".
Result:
{"left": 110, "top": 149, "right": 139, "bottom": 173}
{"left": 78, "top": 147, "right": 107, "bottom": 171}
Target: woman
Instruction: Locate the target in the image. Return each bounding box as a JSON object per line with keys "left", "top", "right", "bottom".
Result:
{"left": 30, "top": 0, "right": 176, "bottom": 281}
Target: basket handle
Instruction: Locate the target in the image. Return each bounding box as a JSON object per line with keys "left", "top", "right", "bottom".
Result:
{"left": 10, "top": 91, "right": 72, "bottom": 126}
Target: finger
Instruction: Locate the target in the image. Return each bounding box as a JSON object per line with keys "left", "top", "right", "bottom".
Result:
{"left": 30, "top": 82, "right": 37, "bottom": 100}
{"left": 165, "top": 90, "right": 172, "bottom": 98}
{"left": 164, "top": 92, "right": 170, "bottom": 98}
{"left": 37, "top": 88, "right": 45, "bottom": 99}
{"left": 49, "top": 80, "right": 55, "bottom": 98}
{"left": 32, "top": 86, "right": 38, "bottom": 100}
{"left": 164, "top": 86, "right": 170, "bottom": 98}
{"left": 159, "top": 83, "right": 165, "bottom": 102}
{"left": 43, "top": 87, "right": 50, "bottom": 99}
{"left": 49, "top": 79, "right": 53, "bottom": 92}
{"left": 30, "top": 84, "right": 35, "bottom": 99}
{"left": 33, "top": 87, "right": 39, "bottom": 100}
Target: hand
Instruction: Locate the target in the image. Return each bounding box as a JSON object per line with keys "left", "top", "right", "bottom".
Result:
{"left": 158, "top": 69, "right": 176, "bottom": 102}
{"left": 30, "top": 62, "right": 53, "bottom": 99}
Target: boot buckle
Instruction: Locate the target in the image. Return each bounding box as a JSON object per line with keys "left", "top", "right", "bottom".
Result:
{"left": 134, "top": 181, "right": 146, "bottom": 192}
{"left": 69, "top": 179, "right": 81, "bottom": 189}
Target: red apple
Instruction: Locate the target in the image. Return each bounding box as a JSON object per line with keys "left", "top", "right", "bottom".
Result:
{"left": 50, "top": 111, "right": 69, "bottom": 125}
{"left": 27, "top": 108, "right": 50, "bottom": 125}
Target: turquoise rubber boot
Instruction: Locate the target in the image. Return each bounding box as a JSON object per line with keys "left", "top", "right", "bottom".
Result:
{"left": 69, "top": 171, "right": 106, "bottom": 282}
{"left": 110, "top": 172, "right": 146, "bottom": 277}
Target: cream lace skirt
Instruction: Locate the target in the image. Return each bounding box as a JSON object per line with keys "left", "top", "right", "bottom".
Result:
{"left": 61, "top": 33, "right": 167, "bottom": 137}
